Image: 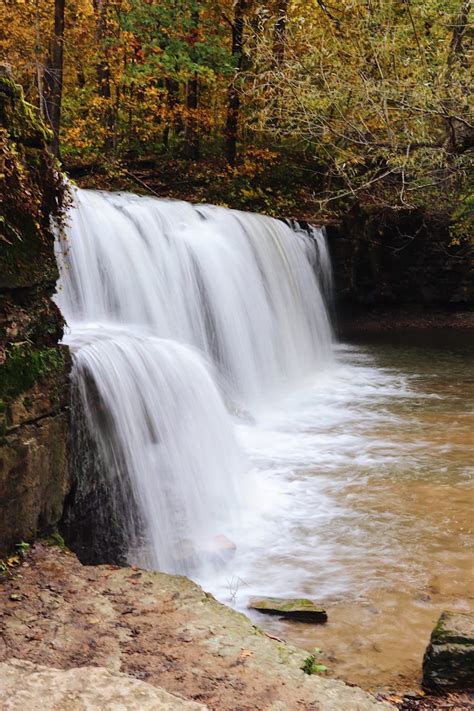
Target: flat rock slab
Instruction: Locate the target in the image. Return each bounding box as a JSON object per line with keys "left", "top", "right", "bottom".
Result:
{"left": 0, "top": 545, "right": 391, "bottom": 711}
{"left": 422, "top": 610, "right": 474, "bottom": 691}
{"left": 0, "top": 659, "right": 207, "bottom": 710}
{"left": 248, "top": 596, "right": 328, "bottom": 623}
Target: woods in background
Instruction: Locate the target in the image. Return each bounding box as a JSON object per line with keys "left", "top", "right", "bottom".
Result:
{"left": 1, "top": 0, "right": 472, "bottom": 226}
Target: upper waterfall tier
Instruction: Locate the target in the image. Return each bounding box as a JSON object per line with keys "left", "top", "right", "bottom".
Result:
{"left": 56, "top": 189, "right": 333, "bottom": 407}
{"left": 55, "top": 188, "right": 334, "bottom": 573}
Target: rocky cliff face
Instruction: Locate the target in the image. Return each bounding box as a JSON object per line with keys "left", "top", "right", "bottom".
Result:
{"left": 325, "top": 207, "right": 473, "bottom": 313}
{"left": 0, "top": 66, "right": 70, "bottom": 555}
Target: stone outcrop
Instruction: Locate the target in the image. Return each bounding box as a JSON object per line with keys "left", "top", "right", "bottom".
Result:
{"left": 248, "top": 596, "right": 328, "bottom": 623}
{"left": 0, "top": 65, "right": 70, "bottom": 555}
{"left": 0, "top": 660, "right": 208, "bottom": 710}
{"left": 422, "top": 611, "right": 474, "bottom": 692}
{"left": 325, "top": 206, "right": 473, "bottom": 312}
{"left": 0, "top": 545, "right": 393, "bottom": 711}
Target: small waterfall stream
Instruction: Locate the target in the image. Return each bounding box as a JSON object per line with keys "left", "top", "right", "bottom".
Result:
{"left": 55, "top": 188, "right": 333, "bottom": 574}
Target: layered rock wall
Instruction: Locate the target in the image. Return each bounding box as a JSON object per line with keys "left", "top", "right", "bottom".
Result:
{"left": 0, "top": 66, "right": 70, "bottom": 555}
{"left": 325, "top": 207, "right": 473, "bottom": 312}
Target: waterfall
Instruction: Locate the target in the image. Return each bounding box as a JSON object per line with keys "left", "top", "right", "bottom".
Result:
{"left": 55, "top": 188, "right": 333, "bottom": 574}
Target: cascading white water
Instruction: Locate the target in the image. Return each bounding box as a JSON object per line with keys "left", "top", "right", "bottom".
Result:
{"left": 55, "top": 188, "right": 333, "bottom": 574}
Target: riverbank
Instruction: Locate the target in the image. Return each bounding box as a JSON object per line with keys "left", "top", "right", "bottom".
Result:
{"left": 0, "top": 544, "right": 391, "bottom": 710}
{"left": 336, "top": 308, "right": 474, "bottom": 337}
{"left": 2, "top": 546, "right": 472, "bottom": 709}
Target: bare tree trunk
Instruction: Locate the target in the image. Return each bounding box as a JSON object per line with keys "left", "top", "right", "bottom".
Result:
{"left": 93, "top": 0, "right": 114, "bottom": 150}
{"left": 127, "top": 82, "right": 134, "bottom": 151}
{"left": 93, "top": 0, "right": 111, "bottom": 99}
{"left": 35, "top": 0, "right": 44, "bottom": 118}
{"left": 225, "top": 0, "right": 246, "bottom": 167}
{"left": 185, "top": 73, "right": 200, "bottom": 159}
{"left": 43, "top": 0, "right": 65, "bottom": 157}
{"left": 163, "top": 78, "right": 180, "bottom": 149}
{"left": 267, "top": 0, "right": 288, "bottom": 130}
{"left": 444, "top": 0, "right": 472, "bottom": 155}
{"left": 273, "top": 0, "right": 288, "bottom": 64}
{"left": 448, "top": 0, "right": 470, "bottom": 64}
{"left": 184, "top": 8, "right": 200, "bottom": 160}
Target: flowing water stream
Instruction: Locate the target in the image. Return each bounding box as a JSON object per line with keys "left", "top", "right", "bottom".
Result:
{"left": 55, "top": 189, "right": 473, "bottom": 689}
{"left": 211, "top": 332, "right": 473, "bottom": 690}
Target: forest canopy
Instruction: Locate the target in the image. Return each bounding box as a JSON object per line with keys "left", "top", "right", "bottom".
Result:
{"left": 1, "top": 0, "right": 472, "bottom": 224}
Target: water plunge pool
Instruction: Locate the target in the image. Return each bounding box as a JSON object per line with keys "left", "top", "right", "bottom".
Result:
{"left": 197, "top": 330, "right": 473, "bottom": 691}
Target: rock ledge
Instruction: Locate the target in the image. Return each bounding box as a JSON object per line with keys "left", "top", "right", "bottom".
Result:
{"left": 248, "top": 596, "right": 328, "bottom": 623}
{"left": 0, "top": 545, "right": 392, "bottom": 711}
{"left": 0, "top": 659, "right": 207, "bottom": 710}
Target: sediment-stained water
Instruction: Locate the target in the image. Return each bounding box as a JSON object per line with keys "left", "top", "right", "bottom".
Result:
{"left": 199, "top": 332, "right": 473, "bottom": 690}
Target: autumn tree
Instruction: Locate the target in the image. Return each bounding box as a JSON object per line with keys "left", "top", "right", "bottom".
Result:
{"left": 242, "top": 0, "right": 473, "bottom": 214}
{"left": 1, "top": 0, "right": 471, "bottom": 228}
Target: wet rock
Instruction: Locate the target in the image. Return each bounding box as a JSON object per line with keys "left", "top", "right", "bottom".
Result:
{"left": 422, "top": 610, "right": 474, "bottom": 691}
{"left": 248, "top": 596, "right": 328, "bottom": 623}
{"left": 325, "top": 207, "right": 474, "bottom": 312}
{"left": 0, "top": 659, "right": 208, "bottom": 710}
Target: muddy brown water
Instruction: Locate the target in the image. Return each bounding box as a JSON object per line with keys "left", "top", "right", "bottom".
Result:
{"left": 207, "top": 329, "right": 473, "bottom": 693}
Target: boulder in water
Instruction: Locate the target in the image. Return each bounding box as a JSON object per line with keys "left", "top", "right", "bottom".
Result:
{"left": 248, "top": 597, "right": 328, "bottom": 623}
{"left": 422, "top": 610, "right": 474, "bottom": 691}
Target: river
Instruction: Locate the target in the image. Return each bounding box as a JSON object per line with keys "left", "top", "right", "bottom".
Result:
{"left": 199, "top": 329, "right": 473, "bottom": 690}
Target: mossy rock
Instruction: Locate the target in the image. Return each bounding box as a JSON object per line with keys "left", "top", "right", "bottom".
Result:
{"left": 1, "top": 343, "right": 67, "bottom": 400}
{"left": 0, "top": 68, "right": 51, "bottom": 146}
{"left": 422, "top": 611, "right": 474, "bottom": 691}
{"left": 0, "top": 66, "right": 71, "bottom": 557}
{"left": 248, "top": 597, "right": 328, "bottom": 623}
{"left": 0, "top": 63, "right": 68, "bottom": 287}
{"left": 0, "top": 343, "right": 69, "bottom": 436}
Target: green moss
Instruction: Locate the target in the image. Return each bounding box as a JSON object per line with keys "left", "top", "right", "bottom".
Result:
{"left": 0, "top": 343, "right": 68, "bottom": 441}
{"left": 0, "top": 343, "right": 66, "bottom": 403}
{"left": 250, "top": 597, "right": 325, "bottom": 613}
{"left": 0, "top": 74, "right": 51, "bottom": 145}
{"left": 431, "top": 612, "right": 474, "bottom": 646}
{"left": 432, "top": 616, "right": 448, "bottom": 641}
{"left": 44, "top": 531, "right": 66, "bottom": 551}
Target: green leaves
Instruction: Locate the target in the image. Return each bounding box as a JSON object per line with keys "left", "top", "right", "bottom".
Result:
{"left": 301, "top": 648, "right": 328, "bottom": 675}
{"left": 118, "top": 0, "right": 232, "bottom": 84}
